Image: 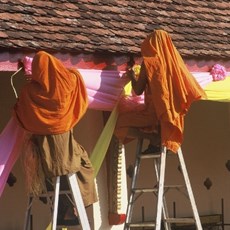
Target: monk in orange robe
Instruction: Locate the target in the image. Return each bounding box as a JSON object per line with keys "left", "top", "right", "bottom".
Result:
{"left": 115, "top": 30, "right": 206, "bottom": 153}
{"left": 14, "top": 51, "right": 97, "bottom": 225}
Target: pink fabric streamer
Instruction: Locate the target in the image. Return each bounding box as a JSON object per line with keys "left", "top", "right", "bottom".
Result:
{"left": 191, "top": 72, "right": 213, "bottom": 88}
{"left": 23, "top": 56, "right": 33, "bottom": 75}
{"left": 0, "top": 117, "right": 26, "bottom": 197}
{"left": 78, "top": 69, "right": 128, "bottom": 111}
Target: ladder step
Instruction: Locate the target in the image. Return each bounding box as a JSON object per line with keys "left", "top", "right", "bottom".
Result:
{"left": 127, "top": 221, "right": 155, "bottom": 228}
{"left": 133, "top": 185, "right": 184, "bottom": 193}
{"left": 165, "top": 217, "right": 195, "bottom": 224}
{"left": 126, "top": 218, "right": 195, "bottom": 228}
{"left": 138, "top": 153, "right": 161, "bottom": 159}
{"left": 133, "top": 188, "right": 158, "bottom": 193}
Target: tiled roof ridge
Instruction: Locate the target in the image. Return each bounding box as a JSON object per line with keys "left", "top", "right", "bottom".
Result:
{"left": 0, "top": 0, "right": 229, "bottom": 58}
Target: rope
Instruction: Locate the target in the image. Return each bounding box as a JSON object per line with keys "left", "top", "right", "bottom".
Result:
{"left": 10, "top": 67, "right": 23, "bottom": 99}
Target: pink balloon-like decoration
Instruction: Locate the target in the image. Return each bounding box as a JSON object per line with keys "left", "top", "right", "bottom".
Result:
{"left": 210, "top": 64, "right": 227, "bottom": 81}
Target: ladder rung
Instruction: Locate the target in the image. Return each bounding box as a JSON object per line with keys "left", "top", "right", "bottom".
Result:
{"left": 127, "top": 221, "right": 155, "bottom": 228}
{"left": 165, "top": 217, "right": 195, "bottom": 224}
{"left": 133, "top": 188, "right": 158, "bottom": 193}
{"left": 132, "top": 185, "right": 184, "bottom": 193}
{"left": 126, "top": 218, "right": 195, "bottom": 228}
{"left": 138, "top": 153, "right": 161, "bottom": 159}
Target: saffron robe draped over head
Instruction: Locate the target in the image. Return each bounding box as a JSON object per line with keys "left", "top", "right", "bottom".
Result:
{"left": 114, "top": 29, "right": 206, "bottom": 153}
{"left": 14, "top": 51, "right": 88, "bottom": 134}
{"left": 141, "top": 30, "right": 207, "bottom": 152}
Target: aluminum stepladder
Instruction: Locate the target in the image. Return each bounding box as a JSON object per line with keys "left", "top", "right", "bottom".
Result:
{"left": 24, "top": 173, "right": 91, "bottom": 230}
{"left": 124, "top": 137, "right": 203, "bottom": 230}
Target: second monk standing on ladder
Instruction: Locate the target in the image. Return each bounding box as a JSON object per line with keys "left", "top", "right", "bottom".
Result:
{"left": 114, "top": 30, "right": 207, "bottom": 153}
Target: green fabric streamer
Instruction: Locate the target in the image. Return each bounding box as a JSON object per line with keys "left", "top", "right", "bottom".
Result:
{"left": 90, "top": 103, "right": 119, "bottom": 177}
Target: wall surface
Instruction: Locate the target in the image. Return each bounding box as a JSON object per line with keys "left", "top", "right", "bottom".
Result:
{"left": 183, "top": 100, "right": 230, "bottom": 221}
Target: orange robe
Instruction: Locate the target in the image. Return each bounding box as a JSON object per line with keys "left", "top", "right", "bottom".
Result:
{"left": 115, "top": 30, "right": 206, "bottom": 153}
{"left": 14, "top": 51, "right": 88, "bottom": 134}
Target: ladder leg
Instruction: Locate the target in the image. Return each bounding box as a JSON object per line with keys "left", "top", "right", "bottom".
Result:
{"left": 155, "top": 146, "right": 167, "bottom": 230}
{"left": 125, "top": 139, "right": 143, "bottom": 228}
{"left": 52, "top": 176, "right": 60, "bottom": 230}
{"left": 125, "top": 138, "right": 143, "bottom": 230}
{"left": 67, "top": 173, "right": 91, "bottom": 230}
{"left": 23, "top": 195, "right": 33, "bottom": 230}
{"left": 177, "top": 148, "right": 203, "bottom": 230}
{"left": 154, "top": 156, "right": 171, "bottom": 230}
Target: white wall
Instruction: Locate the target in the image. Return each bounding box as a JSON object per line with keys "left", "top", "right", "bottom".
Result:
{"left": 183, "top": 100, "right": 230, "bottom": 221}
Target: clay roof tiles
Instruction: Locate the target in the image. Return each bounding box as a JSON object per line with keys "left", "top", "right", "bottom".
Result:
{"left": 0, "top": 0, "right": 229, "bottom": 58}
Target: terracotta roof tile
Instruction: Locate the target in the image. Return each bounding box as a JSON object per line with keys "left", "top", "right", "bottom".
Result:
{"left": 0, "top": 0, "right": 229, "bottom": 58}
{"left": 0, "top": 31, "right": 8, "bottom": 38}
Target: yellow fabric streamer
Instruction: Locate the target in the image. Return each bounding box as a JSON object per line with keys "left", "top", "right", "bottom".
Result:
{"left": 90, "top": 102, "right": 119, "bottom": 177}
{"left": 123, "top": 81, "right": 132, "bottom": 96}
{"left": 204, "top": 76, "right": 230, "bottom": 102}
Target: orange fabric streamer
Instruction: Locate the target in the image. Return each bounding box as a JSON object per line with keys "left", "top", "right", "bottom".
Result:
{"left": 141, "top": 30, "right": 206, "bottom": 152}
{"left": 14, "top": 51, "right": 88, "bottom": 134}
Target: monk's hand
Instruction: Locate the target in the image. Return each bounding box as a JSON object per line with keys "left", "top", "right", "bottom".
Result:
{"left": 126, "top": 64, "right": 141, "bottom": 81}
{"left": 126, "top": 67, "right": 136, "bottom": 81}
